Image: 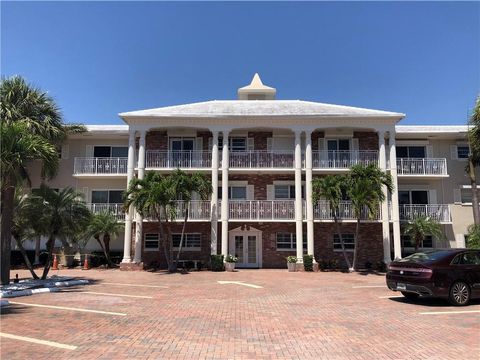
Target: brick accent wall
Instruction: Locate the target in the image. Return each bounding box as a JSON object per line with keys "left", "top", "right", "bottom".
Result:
{"left": 229, "top": 174, "right": 296, "bottom": 200}
{"left": 146, "top": 131, "right": 168, "bottom": 150}
{"left": 354, "top": 131, "right": 378, "bottom": 151}
{"left": 248, "top": 131, "right": 273, "bottom": 151}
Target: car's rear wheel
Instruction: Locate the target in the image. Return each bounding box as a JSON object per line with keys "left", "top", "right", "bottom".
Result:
{"left": 401, "top": 291, "right": 419, "bottom": 300}
{"left": 449, "top": 281, "right": 470, "bottom": 306}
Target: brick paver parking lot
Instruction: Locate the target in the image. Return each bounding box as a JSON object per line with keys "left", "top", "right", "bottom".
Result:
{"left": 1, "top": 269, "right": 479, "bottom": 360}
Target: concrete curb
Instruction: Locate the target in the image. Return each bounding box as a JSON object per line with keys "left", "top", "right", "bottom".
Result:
{"left": 0, "top": 279, "right": 89, "bottom": 299}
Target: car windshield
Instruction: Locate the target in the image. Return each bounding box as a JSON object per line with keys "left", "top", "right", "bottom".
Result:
{"left": 399, "top": 250, "right": 454, "bottom": 263}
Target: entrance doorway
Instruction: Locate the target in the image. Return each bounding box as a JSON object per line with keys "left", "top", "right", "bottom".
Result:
{"left": 228, "top": 227, "right": 262, "bottom": 268}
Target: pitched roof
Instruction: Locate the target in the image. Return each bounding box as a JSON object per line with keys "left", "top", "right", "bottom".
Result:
{"left": 119, "top": 100, "right": 404, "bottom": 118}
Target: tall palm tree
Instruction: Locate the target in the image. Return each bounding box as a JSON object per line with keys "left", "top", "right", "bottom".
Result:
{"left": 0, "top": 76, "right": 85, "bottom": 284}
{"left": 312, "top": 175, "right": 352, "bottom": 270}
{"left": 124, "top": 171, "right": 178, "bottom": 271}
{"left": 170, "top": 170, "right": 212, "bottom": 271}
{"left": 403, "top": 217, "right": 444, "bottom": 252}
{"left": 24, "top": 185, "right": 91, "bottom": 279}
{"left": 87, "top": 211, "right": 124, "bottom": 267}
{"left": 348, "top": 164, "right": 393, "bottom": 270}
{"left": 467, "top": 95, "right": 480, "bottom": 225}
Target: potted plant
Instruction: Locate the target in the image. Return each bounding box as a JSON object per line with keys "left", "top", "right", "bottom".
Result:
{"left": 225, "top": 254, "right": 238, "bottom": 272}
{"left": 286, "top": 256, "right": 297, "bottom": 272}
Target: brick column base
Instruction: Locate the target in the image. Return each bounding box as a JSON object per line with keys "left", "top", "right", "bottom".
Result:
{"left": 120, "top": 262, "right": 145, "bottom": 271}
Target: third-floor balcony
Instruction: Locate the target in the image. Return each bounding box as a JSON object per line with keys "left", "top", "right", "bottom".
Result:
{"left": 396, "top": 158, "right": 448, "bottom": 177}
{"left": 312, "top": 150, "right": 378, "bottom": 170}
{"left": 74, "top": 157, "right": 128, "bottom": 176}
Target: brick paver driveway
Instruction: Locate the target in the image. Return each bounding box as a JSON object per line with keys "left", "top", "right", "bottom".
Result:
{"left": 1, "top": 269, "right": 479, "bottom": 360}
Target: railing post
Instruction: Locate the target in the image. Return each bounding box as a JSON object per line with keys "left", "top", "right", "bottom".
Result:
{"left": 95, "top": 158, "right": 98, "bottom": 174}
{"left": 423, "top": 158, "right": 426, "bottom": 175}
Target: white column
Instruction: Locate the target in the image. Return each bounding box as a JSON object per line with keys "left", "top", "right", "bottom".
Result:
{"left": 305, "top": 130, "right": 314, "bottom": 259}
{"left": 389, "top": 130, "right": 402, "bottom": 259}
{"left": 221, "top": 130, "right": 230, "bottom": 258}
{"left": 378, "top": 130, "right": 391, "bottom": 263}
{"left": 210, "top": 130, "right": 219, "bottom": 255}
{"left": 133, "top": 129, "right": 146, "bottom": 263}
{"left": 122, "top": 129, "right": 136, "bottom": 263}
{"left": 294, "top": 130, "right": 304, "bottom": 261}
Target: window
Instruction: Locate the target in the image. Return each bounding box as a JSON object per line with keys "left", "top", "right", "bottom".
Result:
{"left": 274, "top": 185, "right": 304, "bottom": 199}
{"left": 171, "top": 233, "right": 201, "bottom": 250}
{"left": 91, "top": 190, "right": 124, "bottom": 204}
{"left": 461, "top": 189, "right": 473, "bottom": 204}
{"left": 327, "top": 139, "right": 350, "bottom": 151}
{"left": 451, "top": 252, "right": 480, "bottom": 265}
{"left": 144, "top": 234, "right": 159, "bottom": 251}
{"left": 93, "top": 146, "right": 128, "bottom": 158}
{"left": 170, "top": 138, "right": 195, "bottom": 151}
{"left": 218, "top": 186, "right": 247, "bottom": 200}
{"left": 401, "top": 235, "right": 433, "bottom": 248}
{"left": 219, "top": 137, "right": 247, "bottom": 152}
{"left": 396, "top": 146, "right": 426, "bottom": 158}
{"left": 333, "top": 234, "right": 355, "bottom": 251}
{"left": 276, "top": 233, "right": 307, "bottom": 251}
{"left": 457, "top": 146, "right": 469, "bottom": 159}
{"left": 398, "top": 190, "right": 428, "bottom": 205}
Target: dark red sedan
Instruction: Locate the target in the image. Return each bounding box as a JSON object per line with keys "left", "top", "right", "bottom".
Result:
{"left": 386, "top": 249, "right": 480, "bottom": 306}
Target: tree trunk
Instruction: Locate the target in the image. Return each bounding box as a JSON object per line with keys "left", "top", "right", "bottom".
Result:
{"left": 14, "top": 237, "right": 39, "bottom": 279}
{"left": 41, "top": 234, "right": 56, "bottom": 279}
{"left": 34, "top": 235, "right": 41, "bottom": 265}
{"left": 157, "top": 216, "right": 171, "bottom": 271}
{"left": 468, "top": 157, "right": 480, "bottom": 225}
{"left": 174, "top": 204, "right": 190, "bottom": 268}
{"left": 352, "top": 218, "right": 361, "bottom": 271}
{"left": 0, "top": 185, "right": 15, "bottom": 285}
{"left": 415, "top": 234, "right": 421, "bottom": 252}
{"left": 103, "top": 233, "right": 116, "bottom": 268}
{"left": 333, "top": 214, "right": 352, "bottom": 271}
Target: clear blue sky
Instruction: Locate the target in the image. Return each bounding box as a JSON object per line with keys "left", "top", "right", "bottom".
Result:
{"left": 2, "top": 1, "right": 479, "bottom": 125}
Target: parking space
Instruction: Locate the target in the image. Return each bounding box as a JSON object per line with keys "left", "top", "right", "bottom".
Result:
{"left": 1, "top": 269, "right": 479, "bottom": 359}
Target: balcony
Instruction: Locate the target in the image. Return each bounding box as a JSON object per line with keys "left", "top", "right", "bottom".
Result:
{"left": 311, "top": 200, "right": 381, "bottom": 221}
{"left": 227, "top": 200, "right": 296, "bottom": 221}
{"left": 88, "top": 203, "right": 125, "bottom": 221}
{"left": 398, "top": 204, "right": 451, "bottom": 223}
{"left": 146, "top": 151, "right": 212, "bottom": 169}
{"left": 170, "top": 200, "right": 211, "bottom": 221}
{"left": 74, "top": 157, "right": 128, "bottom": 176}
{"left": 396, "top": 158, "right": 448, "bottom": 177}
{"left": 228, "top": 151, "right": 295, "bottom": 169}
{"left": 312, "top": 150, "right": 378, "bottom": 170}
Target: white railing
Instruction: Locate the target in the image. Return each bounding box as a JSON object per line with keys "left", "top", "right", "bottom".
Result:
{"left": 146, "top": 151, "right": 212, "bottom": 168}
{"left": 88, "top": 203, "right": 125, "bottom": 220}
{"left": 396, "top": 158, "right": 447, "bottom": 176}
{"left": 311, "top": 200, "right": 381, "bottom": 221}
{"left": 227, "top": 151, "right": 295, "bottom": 168}
{"left": 74, "top": 157, "right": 128, "bottom": 175}
{"left": 170, "top": 201, "right": 211, "bottom": 221}
{"left": 398, "top": 204, "right": 451, "bottom": 223}
{"left": 312, "top": 150, "right": 378, "bottom": 169}
{"left": 228, "top": 200, "right": 296, "bottom": 220}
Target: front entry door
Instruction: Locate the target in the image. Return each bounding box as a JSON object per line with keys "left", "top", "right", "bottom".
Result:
{"left": 230, "top": 233, "right": 259, "bottom": 268}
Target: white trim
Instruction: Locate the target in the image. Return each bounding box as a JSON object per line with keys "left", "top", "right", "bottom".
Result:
{"left": 144, "top": 233, "right": 160, "bottom": 251}
{"left": 228, "top": 227, "right": 263, "bottom": 268}
{"left": 396, "top": 140, "right": 430, "bottom": 146}
{"left": 171, "top": 233, "right": 202, "bottom": 252}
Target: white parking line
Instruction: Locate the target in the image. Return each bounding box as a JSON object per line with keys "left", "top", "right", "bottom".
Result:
{"left": 217, "top": 281, "right": 263, "bottom": 289}
{"left": 99, "top": 282, "right": 168, "bottom": 288}
{"left": 0, "top": 332, "right": 77, "bottom": 350}
{"left": 352, "top": 285, "right": 386, "bottom": 288}
{"left": 9, "top": 301, "right": 126, "bottom": 316}
{"left": 80, "top": 291, "right": 153, "bottom": 299}
{"left": 419, "top": 310, "right": 480, "bottom": 315}
{"left": 379, "top": 295, "right": 404, "bottom": 299}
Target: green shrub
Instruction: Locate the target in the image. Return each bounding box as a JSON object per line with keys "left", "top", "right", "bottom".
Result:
{"left": 210, "top": 255, "right": 224, "bottom": 271}
{"left": 303, "top": 255, "right": 314, "bottom": 271}
{"left": 286, "top": 256, "right": 297, "bottom": 263}
{"left": 467, "top": 224, "right": 480, "bottom": 249}
{"left": 225, "top": 254, "right": 238, "bottom": 263}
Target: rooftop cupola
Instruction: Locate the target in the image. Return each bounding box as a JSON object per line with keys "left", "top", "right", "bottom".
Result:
{"left": 237, "top": 73, "right": 276, "bottom": 100}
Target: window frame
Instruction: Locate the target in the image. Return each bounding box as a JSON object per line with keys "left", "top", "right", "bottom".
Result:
{"left": 400, "top": 234, "right": 434, "bottom": 249}
{"left": 91, "top": 189, "right": 124, "bottom": 204}
{"left": 171, "top": 233, "right": 202, "bottom": 251}
{"left": 396, "top": 145, "right": 426, "bottom": 159}
{"left": 144, "top": 233, "right": 160, "bottom": 251}
{"left": 333, "top": 234, "right": 355, "bottom": 252}
{"left": 275, "top": 232, "right": 307, "bottom": 251}
{"left": 218, "top": 137, "right": 247, "bottom": 152}
{"left": 93, "top": 145, "right": 128, "bottom": 158}
{"left": 457, "top": 145, "right": 470, "bottom": 159}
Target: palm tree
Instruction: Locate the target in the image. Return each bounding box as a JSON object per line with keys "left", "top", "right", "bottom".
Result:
{"left": 466, "top": 224, "right": 480, "bottom": 249}
{"left": 0, "top": 76, "right": 85, "bottom": 284}
{"left": 467, "top": 95, "right": 480, "bottom": 225}
{"left": 87, "top": 212, "right": 124, "bottom": 267}
{"left": 312, "top": 175, "right": 352, "bottom": 270}
{"left": 348, "top": 164, "right": 393, "bottom": 270}
{"left": 124, "top": 171, "right": 178, "bottom": 272}
{"left": 170, "top": 170, "right": 212, "bottom": 271}
{"left": 24, "top": 185, "right": 91, "bottom": 279}
{"left": 403, "top": 216, "right": 444, "bottom": 252}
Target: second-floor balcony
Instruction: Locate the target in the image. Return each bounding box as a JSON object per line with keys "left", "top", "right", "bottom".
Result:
{"left": 398, "top": 204, "right": 451, "bottom": 223}
{"left": 228, "top": 151, "right": 295, "bottom": 169}
{"left": 396, "top": 158, "right": 448, "bottom": 177}
{"left": 312, "top": 150, "right": 378, "bottom": 170}
{"left": 74, "top": 157, "right": 128, "bottom": 176}
{"left": 146, "top": 151, "right": 212, "bottom": 169}
{"left": 227, "top": 200, "right": 296, "bottom": 220}
{"left": 311, "top": 200, "right": 381, "bottom": 221}
{"left": 88, "top": 203, "right": 125, "bottom": 220}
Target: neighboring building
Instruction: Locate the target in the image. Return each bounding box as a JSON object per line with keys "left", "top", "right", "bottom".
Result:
{"left": 26, "top": 74, "right": 474, "bottom": 269}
